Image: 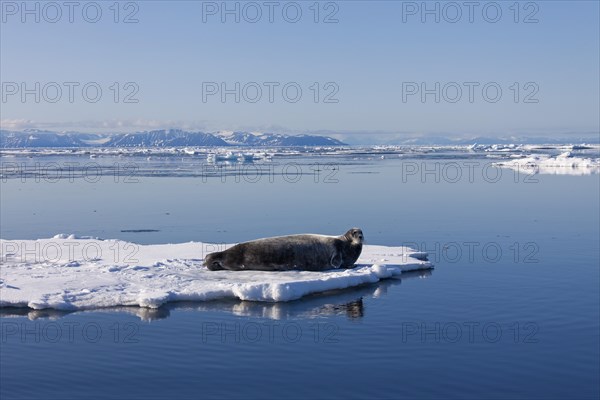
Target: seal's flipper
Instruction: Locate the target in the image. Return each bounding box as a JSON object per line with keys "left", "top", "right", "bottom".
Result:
{"left": 207, "top": 261, "right": 224, "bottom": 271}
{"left": 330, "top": 252, "right": 343, "bottom": 269}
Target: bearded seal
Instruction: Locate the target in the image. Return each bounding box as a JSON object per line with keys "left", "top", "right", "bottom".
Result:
{"left": 204, "top": 228, "right": 364, "bottom": 271}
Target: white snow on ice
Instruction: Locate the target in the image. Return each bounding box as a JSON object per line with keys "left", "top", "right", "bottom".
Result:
{"left": 0, "top": 236, "right": 433, "bottom": 310}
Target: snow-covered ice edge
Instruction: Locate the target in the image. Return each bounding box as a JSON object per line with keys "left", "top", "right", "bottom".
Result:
{"left": 0, "top": 236, "right": 433, "bottom": 310}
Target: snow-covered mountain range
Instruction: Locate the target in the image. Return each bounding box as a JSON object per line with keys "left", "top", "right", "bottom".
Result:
{"left": 0, "top": 129, "right": 347, "bottom": 148}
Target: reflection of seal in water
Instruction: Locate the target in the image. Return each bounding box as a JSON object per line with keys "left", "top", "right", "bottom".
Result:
{"left": 204, "top": 228, "right": 364, "bottom": 271}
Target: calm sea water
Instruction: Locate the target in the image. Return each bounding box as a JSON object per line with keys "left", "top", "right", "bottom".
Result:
{"left": 1, "top": 149, "right": 599, "bottom": 399}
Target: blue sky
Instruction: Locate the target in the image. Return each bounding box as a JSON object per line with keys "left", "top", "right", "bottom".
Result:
{"left": 1, "top": 0, "right": 599, "bottom": 142}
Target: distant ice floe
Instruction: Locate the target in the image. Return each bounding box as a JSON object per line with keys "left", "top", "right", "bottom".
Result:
{"left": 493, "top": 151, "right": 600, "bottom": 175}
{"left": 468, "top": 143, "right": 523, "bottom": 152}
{"left": 0, "top": 143, "right": 597, "bottom": 160}
{"left": 2, "top": 144, "right": 598, "bottom": 179}
{"left": 0, "top": 237, "right": 433, "bottom": 311}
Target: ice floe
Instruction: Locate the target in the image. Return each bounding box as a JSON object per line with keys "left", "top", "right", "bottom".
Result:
{"left": 493, "top": 151, "right": 600, "bottom": 175}
{"left": 0, "top": 237, "right": 433, "bottom": 310}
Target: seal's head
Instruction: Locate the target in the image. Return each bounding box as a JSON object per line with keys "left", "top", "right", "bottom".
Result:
{"left": 344, "top": 228, "right": 364, "bottom": 245}
{"left": 204, "top": 252, "right": 224, "bottom": 271}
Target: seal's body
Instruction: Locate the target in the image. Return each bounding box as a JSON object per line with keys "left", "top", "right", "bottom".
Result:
{"left": 205, "top": 228, "right": 364, "bottom": 271}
